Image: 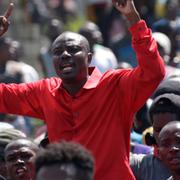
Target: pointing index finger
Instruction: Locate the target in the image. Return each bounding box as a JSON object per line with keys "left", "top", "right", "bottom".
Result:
{"left": 4, "top": 3, "right": 14, "bottom": 19}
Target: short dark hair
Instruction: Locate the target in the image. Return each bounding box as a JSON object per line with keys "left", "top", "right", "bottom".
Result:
{"left": 5, "top": 138, "right": 39, "bottom": 154}
{"left": 52, "top": 31, "right": 90, "bottom": 52}
{"left": 0, "top": 37, "right": 11, "bottom": 49}
{"left": 149, "top": 93, "right": 180, "bottom": 124}
{"left": 35, "top": 141, "right": 94, "bottom": 179}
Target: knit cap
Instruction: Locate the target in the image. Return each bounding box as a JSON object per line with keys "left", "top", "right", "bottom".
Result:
{"left": 0, "top": 128, "right": 26, "bottom": 146}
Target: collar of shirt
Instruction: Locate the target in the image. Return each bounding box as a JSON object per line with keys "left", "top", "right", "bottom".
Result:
{"left": 167, "top": 176, "right": 173, "bottom": 180}
{"left": 51, "top": 67, "right": 102, "bottom": 96}
{"left": 83, "top": 67, "right": 102, "bottom": 89}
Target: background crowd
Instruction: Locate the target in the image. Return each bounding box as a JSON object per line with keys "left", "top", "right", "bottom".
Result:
{"left": 0, "top": 0, "right": 180, "bottom": 180}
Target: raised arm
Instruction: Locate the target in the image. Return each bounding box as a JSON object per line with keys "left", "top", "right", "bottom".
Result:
{"left": 111, "top": 0, "right": 165, "bottom": 113}
{"left": 0, "top": 3, "right": 14, "bottom": 36}
{"left": 112, "top": 0, "right": 140, "bottom": 26}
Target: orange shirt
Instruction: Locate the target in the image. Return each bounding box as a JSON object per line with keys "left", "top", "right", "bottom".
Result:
{"left": 0, "top": 20, "right": 165, "bottom": 180}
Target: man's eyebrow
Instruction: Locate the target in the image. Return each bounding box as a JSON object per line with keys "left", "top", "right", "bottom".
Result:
{"left": 6, "top": 153, "right": 15, "bottom": 158}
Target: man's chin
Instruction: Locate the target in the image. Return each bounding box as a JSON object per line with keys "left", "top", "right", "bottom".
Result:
{"left": 60, "top": 74, "right": 77, "bottom": 83}
{"left": 14, "top": 173, "right": 28, "bottom": 180}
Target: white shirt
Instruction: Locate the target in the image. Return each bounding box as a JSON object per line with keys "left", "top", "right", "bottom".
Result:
{"left": 91, "top": 44, "right": 118, "bottom": 73}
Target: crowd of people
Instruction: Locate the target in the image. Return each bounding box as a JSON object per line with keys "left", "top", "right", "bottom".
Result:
{"left": 0, "top": 0, "right": 180, "bottom": 180}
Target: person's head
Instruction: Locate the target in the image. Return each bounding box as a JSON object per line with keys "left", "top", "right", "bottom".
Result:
{"left": 9, "top": 40, "right": 24, "bottom": 62}
{"left": 35, "top": 141, "right": 94, "bottom": 180}
{"left": 165, "top": 0, "right": 180, "bottom": 20}
{"left": 51, "top": 31, "right": 92, "bottom": 84}
{"left": 45, "top": 18, "right": 64, "bottom": 43}
{"left": 78, "top": 21, "right": 103, "bottom": 52}
{"left": 148, "top": 93, "right": 180, "bottom": 145}
{"left": 0, "top": 37, "right": 12, "bottom": 66}
{"left": 158, "top": 121, "right": 180, "bottom": 177}
{"left": 153, "top": 79, "right": 180, "bottom": 98}
{"left": 5, "top": 138, "right": 39, "bottom": 180}
{"left": 0, "top": 128, "right": 26, "bottom": 178}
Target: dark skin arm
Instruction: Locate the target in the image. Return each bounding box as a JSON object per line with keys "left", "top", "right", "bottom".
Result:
{"left": 112, "top": 0, "right": 141, "bottom": 26}
{"left": 0, "top": 3, "right": 14, "bottom": 36}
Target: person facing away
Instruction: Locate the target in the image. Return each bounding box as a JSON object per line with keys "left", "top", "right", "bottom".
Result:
{"left": 6, "top": 39, "right": 39, "bottom": 83}
{"left": 130, "top": 93, "right": 180, "bottom": 180}
{"left": 4, "top": 138, "right": 39, "bottom": 180}
{"left": 0, "top": 1, "right": 165, "bottom": 180}
{"left": 38, "top": 18, "right": 64, "bottom": 77}
{"left": 35, "top": 141, "right": 94, "bottom": 180}
{"left": 158, "top": 121, "right": 180, "bottom": 180}
{"left": 78, "top": 20, "right": 118, "bottom": 73}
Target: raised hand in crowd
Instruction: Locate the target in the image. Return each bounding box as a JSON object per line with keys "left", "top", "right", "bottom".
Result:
{"left": 112, "top": 0, "right": 140, "bottom": 26}
{"left": 0, "top": 3, "right": 14, "bottom": 36}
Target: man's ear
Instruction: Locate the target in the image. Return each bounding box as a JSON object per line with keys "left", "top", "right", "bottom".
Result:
{"left": 87, "top": 52, "right": 92, "bottom": 65}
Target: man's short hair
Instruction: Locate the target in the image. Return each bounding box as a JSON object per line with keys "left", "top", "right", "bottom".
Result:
{"left": 35, "top": 141, "right": 94, "bottom": 179}
{"left": 0, "top": 128, "right": 26, "bottom": 164}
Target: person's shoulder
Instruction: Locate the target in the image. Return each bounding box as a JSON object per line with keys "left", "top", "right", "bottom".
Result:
{"left": 130, "top": 153, "right": 146, "bottom": 164}
{"left": 99, "top": 68, "right": 135, "bottom": 85}
{"left": 41, "top": 76, "right": 61, "bottom": 84}
{"left": 33, "top": 77, "right": 60, "bottom": 85}
{"left": 130, "top": 153, "right": 156, "bottom": 166}
{"left": 102, "top": 68, "right": 132, "bottom": 76}
{"left": 6, "top": 60, "right": 22, "bottom": 70}
{"left": 94, "top": 44, "right": 114, "bottom": 54}
{"left": 32, "top": 77, "right": 61, "bottom": 93}
{"left": 131, "top": 153, "right": 171, "bottom": 180}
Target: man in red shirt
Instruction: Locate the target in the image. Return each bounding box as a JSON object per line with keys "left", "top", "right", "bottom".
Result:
{"left": 0, "top": 1, "right": 165, "bottom": 180}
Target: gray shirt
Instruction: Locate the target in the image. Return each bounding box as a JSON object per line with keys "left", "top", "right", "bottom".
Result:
{"left": 167, "top": 177, "right": 173, "bottom": 180}
{"left": 130, "top": 153, "right": 171, "bottom": 180}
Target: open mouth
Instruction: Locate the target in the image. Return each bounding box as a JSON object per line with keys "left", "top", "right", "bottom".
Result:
{"left": 60, "top": 64, "right": 74, "bottom": 73}
{"left": 16, "top": 166, "right": 27, "bottom": 176}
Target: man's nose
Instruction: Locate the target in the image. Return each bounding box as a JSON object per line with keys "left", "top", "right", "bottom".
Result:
{"left": 61, "top": 50, "right": 71, "bottom": 59}
{"left": 15, "top": 158, "right": 25, "bottom": 165}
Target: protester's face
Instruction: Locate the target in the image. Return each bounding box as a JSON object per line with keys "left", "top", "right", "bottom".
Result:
{"left": 158, "top": 123, "right": 180, "bottom": 174}
{"left": 36, "top": 163, "right": 90, "bottom": 180}
{"left": 5, "top": 141, "right": 37, "bottom": 180}
{"left": 152, "top": 112, "right": 178, "bottom": 145}
{"left": 52, "top": 32, "right": 92, "bottom": 84}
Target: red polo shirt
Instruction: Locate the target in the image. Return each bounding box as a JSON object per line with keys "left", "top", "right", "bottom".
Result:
{"left": 0, "top": 20, "right": 165, "bottom": 180}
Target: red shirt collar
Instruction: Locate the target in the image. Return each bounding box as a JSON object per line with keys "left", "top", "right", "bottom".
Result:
{"left": 51, "top": 67, "right": 102, "bottom": 95}
{"left": 83, "top": 67, "right": 102, "bottom": 89}
{"left": 59, "top": 67, "right": 102, "bottom": 89}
